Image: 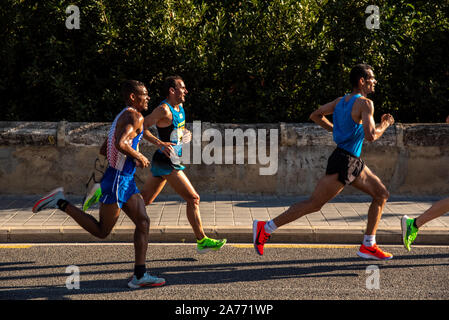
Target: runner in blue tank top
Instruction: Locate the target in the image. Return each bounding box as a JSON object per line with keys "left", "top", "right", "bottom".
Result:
{"left": 332, "top": 93, "right": 364, "bottom": 157}
{"left": 32, "top": 80, "right": 165, "bottom": 288}
{"left": 141, "top": 75, "right": 227, "bottom": 254}
{"left": 253, "top": 64, "right": 396, "bottom": 261}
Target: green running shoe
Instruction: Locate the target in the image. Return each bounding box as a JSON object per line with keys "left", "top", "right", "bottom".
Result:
{"left": 401, "top": 215, "right": 419, "bottom": 251}
{"left": 196, "top": 237, "right": 227, "bottom": 254}
{"left": 82, "top": 183, "right": 102, "bottom": 211}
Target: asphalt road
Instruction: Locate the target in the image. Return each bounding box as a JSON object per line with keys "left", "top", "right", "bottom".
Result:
{"left": 0, "top": 243, "right": 448, "bottom": 302}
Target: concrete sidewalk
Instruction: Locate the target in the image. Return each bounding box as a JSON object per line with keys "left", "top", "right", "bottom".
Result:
{"left": 0, "top": 194, "right": 448, "bottom": 245}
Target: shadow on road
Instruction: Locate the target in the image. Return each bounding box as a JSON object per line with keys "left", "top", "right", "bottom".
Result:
{"left": 0, "top": 252, "right": 448, "bottom": 300}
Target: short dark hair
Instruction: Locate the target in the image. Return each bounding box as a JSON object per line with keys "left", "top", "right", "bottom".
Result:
{"left": 349, "top": 64, "right": 373, "bottom": 88}
{"left": 163, "top": 75, "right": 183, "bottom": 97}
{"left": 120, "top": 80, "right": 145, "bottom": 103}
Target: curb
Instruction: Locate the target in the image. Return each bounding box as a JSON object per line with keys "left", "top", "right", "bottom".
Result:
{"left": 1, "top": 226, "right": 448, "bottom": 245}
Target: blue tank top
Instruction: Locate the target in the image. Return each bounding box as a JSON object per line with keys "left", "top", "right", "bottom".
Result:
{"left": 156, "top": 100, "right": 186, "bottom": 157}
{"left": 332, "top": 94, "right": 364, "bottom": 157}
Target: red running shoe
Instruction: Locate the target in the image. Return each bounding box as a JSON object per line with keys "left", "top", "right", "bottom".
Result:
{"left": 357, "top": 243, "right": 393, "bottom": 261}
{"left": 253, "top": 220, "right": 271, "bottom": 256}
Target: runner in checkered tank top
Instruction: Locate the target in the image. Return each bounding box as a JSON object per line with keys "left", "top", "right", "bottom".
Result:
{"left": 32, "top": 80, "right": 166, "bottom": 288}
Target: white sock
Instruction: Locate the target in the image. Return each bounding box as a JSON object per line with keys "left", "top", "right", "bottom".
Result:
{"left": 363, "top": 235, "right": 376, "bottom": 247}
{"left": 264, "top": 220, "right": 277, "bottom": 234}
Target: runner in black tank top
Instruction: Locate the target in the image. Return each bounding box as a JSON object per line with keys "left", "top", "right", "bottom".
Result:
{"left": 150, "top": 99, "right": 186, "bottom": 177}
{"left": 141, "top": 75, "right": 227, "bottom": 254}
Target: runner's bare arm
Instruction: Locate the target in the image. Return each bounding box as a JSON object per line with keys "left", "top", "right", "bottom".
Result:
{"left": 309, "top": 97, "right": 341, "bottom": 132}
{"left": 360, "top": 99, "right": 394, "bottom": 142}
{"left": 115, "top": 112, "right": 149, "bottom": 168}
{"left": 143, "top": 106, "right": 166, "bottom": 146}
{"left": 143, "top": 105, "right": 175, "bottom": 157}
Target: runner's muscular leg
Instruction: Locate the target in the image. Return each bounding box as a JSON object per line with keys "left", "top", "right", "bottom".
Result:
{"left": 122, "top": 193, "right": 150, "bottom": 266}
{"left": 140, "top": 174, "right": 167, "bottom": 205}
{"left": 351, "top": 165, "right": 389, "bottom": 235}
{"left": 273, "top": 173, "right": 345, "bottom": 228}
{"left": 64, "top": 202, "right": 121, "bottom": 239}
{"left": 415, "top": 197, "right": 449, "bottom": 228}
{"left": 165, "top": 170, "right": 205, "bottom": 240}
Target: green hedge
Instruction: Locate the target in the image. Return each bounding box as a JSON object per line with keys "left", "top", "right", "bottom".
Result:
{"left": 1, "top": 0, "right": 448, "bottom": 123}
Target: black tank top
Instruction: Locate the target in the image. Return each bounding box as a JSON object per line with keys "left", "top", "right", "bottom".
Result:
{"left": 156, "top": 124, "right": 174, "bottom": 142}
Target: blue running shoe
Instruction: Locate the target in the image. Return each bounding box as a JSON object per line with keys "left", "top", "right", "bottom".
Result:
{"left": 32, "top": 187, "right": 65, "bottom": 213}
{"left": 128, "top": 272, "right": 166, "bottom": 289}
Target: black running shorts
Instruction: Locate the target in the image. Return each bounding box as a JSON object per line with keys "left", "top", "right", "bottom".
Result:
{"left": 325, "top": 147, "right": 365, "bottom": 185}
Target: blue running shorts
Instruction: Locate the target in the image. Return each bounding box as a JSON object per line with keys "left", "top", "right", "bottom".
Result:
{"left": 100, "top": 167, "right": 139, "bottom": 208}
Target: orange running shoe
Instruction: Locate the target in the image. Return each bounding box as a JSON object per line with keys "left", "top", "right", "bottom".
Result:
{"left": 357, "top": 243, "right": 393, "bottom": 261}
{"left": 253, "top": 220, "right": 271, "bottom": 256}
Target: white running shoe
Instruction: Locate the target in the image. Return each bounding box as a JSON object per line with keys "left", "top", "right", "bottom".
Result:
{"left": 128, "top": 272, "right": 166, "bottom": 289}
{"left": 32, "top": 187, "right": 65, "bottom": 213}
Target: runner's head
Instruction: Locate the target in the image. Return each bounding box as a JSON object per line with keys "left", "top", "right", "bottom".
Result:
{"left": 163, "top": 75, "right": 188, "bottom": 104}
{"left": 121, "top": 80, "right": 149, "bottom": 112}
{"left": 350, "top": 64, "right": 377, "bottom": 95}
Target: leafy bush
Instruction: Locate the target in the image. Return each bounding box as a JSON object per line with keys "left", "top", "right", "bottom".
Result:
{"left": 1, "top": 0, "right": 447, "bottom": 123}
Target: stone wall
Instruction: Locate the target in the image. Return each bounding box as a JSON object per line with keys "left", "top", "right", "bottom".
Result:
{"left": 0, "top": 121, "right": 448, "bottom": 196}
